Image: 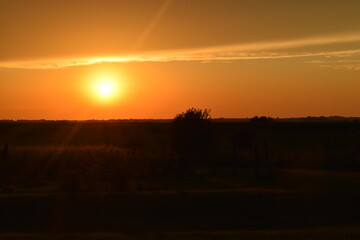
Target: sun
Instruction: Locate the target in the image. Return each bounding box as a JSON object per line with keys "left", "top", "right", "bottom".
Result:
{"left": 84, "top": 70, "right": 126, "bottom": 105}
{"left": 90, "top": 76, "right": 121, "bottom": 103}
{"left": 98, "top": 82, "right": 113, "bottom": 96}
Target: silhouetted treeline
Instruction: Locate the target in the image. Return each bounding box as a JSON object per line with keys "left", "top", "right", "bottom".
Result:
{"left": 250, "top": 116, "right": 274, "bottom": 122}
{"left": 1, "top": 111, "right": 360, "bottom": 191}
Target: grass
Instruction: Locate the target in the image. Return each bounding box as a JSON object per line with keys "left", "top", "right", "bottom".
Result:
{"left": 0, "top": 169, "right": 360, "bottom": 237}
{"left": 0, "top": 121, "right": 360, "bottom": 238}
{"left": 1, "top": 226, "right": 360, "bottom": 240}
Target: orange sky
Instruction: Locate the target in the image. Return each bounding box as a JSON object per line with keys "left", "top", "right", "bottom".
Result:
{"left": 1, "top": 0, "right": 360, "bottom": 119}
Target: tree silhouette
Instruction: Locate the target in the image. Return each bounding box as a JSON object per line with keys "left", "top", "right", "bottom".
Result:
{"left": 172, "top": 108, "right": 213, "bottom": 175}
{"left": 250, "top": 116, "right": 273, "bottom": 122}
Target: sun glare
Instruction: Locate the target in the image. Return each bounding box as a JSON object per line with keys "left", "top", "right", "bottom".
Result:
{"left": 98, "top": 82, "right": 113, "bottom": 96}
{"left": 88, "top": 75, "right": 122, "bottom": 104}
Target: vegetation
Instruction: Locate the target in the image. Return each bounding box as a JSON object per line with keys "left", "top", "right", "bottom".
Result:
{"left": 0, "top": 110, "right": 360, "bottom": 238}
{"left": 172, "top": 108, "right": 213, "bottom": 175}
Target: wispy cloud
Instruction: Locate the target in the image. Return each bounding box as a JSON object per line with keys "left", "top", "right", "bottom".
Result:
{"left": 1, "top": 33, "right": 360, "bottom": 69}
{"left": 305, "top": 58, "right": 360, "bottom": 71}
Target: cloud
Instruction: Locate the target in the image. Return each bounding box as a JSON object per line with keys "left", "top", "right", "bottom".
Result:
{"left": 1, "top": 33, "right": 360, "bottom": 69}
{"left": 319, "top": 64, "right": 360, "bottom": 71}
{"left": 305, "top": 58, "right": 360, "bottom": 71}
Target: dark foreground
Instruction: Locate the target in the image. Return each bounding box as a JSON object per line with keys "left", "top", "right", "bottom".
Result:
{"left": 1, "top": 169, "right": 360, "bottom": 239}
{"left": 0, "top": 120, "right": 360, "bottom": 239}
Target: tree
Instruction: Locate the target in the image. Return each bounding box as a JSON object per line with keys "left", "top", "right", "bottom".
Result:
{"left": 172, "top": 108, "right": 213, "bottom": 175}
{"left": 250, "top": 116, "right": 273, "bottom": 123}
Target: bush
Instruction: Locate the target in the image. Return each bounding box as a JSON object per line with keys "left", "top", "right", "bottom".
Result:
{"left": 172, "top": 108, "right": 213, "bottom": 174}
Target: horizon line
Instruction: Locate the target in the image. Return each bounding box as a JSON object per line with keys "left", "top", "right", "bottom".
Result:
{"left": 1, "top": 116, "right": 359, "bottom": 122}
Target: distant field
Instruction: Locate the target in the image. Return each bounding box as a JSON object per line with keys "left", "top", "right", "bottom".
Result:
{"left": 1, "top": 120, "right": 360, "bottom": 169}
{"left": 0, "top": 121, "right": 360, "bottom": 238}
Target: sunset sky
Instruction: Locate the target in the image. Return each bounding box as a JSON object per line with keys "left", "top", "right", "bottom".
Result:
{"left": 1, "top": 0, "right": 360, "bottom": 119}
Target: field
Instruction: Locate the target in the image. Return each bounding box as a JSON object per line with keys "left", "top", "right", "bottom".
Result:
{"left": 0, "top": 120, "right": 360, "bottom": 239}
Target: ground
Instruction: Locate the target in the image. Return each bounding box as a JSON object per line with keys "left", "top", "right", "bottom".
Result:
{"left": 0, "top": 168, "right": 360, "bottom": 239}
